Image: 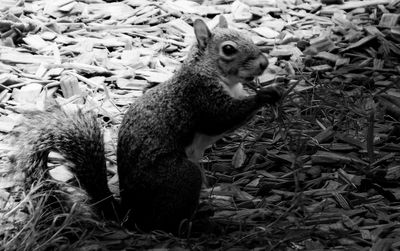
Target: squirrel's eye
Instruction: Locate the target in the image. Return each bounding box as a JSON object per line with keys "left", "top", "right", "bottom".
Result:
{"left": 222, "top": 44, "right": 237, "bottom": 56}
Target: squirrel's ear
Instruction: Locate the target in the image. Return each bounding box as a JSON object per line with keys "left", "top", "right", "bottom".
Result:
{"left": 193, "top": 19, "right": 211, "bottom": 50}
{"left": 219, "top": 15, "right": 228, "bottom": 28}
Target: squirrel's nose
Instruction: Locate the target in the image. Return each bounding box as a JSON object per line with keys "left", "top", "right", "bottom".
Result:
{"left": 258, "top": 54, "right": 268, "bottom": 72}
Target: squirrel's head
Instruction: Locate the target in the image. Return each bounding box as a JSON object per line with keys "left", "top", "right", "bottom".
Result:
{"left": 192, "top": 16, "right": 268, "bottom": 86}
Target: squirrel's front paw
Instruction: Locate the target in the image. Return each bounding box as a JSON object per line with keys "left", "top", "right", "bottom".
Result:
{"left": 256, "top": 85, "right": 283, "bottom": 104}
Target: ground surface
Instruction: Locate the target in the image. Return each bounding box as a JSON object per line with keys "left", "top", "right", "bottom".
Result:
{"left": 1, "top": 0, "right": 400, "bottom": 250}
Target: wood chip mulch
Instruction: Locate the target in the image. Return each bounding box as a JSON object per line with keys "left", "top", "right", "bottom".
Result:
{"left": 1, "top": 0, "right": 400, "bottom": 250}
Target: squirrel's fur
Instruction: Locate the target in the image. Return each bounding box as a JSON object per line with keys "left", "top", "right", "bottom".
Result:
{"left": 13, "top": 17, "right": 281, "bottom": 233}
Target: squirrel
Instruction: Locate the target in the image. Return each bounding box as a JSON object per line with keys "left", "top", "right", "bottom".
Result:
{"left": 12, "top": 16, "right": 281, "bottom": 233}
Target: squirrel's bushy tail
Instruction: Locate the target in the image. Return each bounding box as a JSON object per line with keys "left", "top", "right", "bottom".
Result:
{"left": 12, "top": 105, "right": 119, "bottom": 220}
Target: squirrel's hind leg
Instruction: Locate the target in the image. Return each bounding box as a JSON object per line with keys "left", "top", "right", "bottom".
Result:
{"left": 121, "top": 155, "right": 202, "bottom": 233}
